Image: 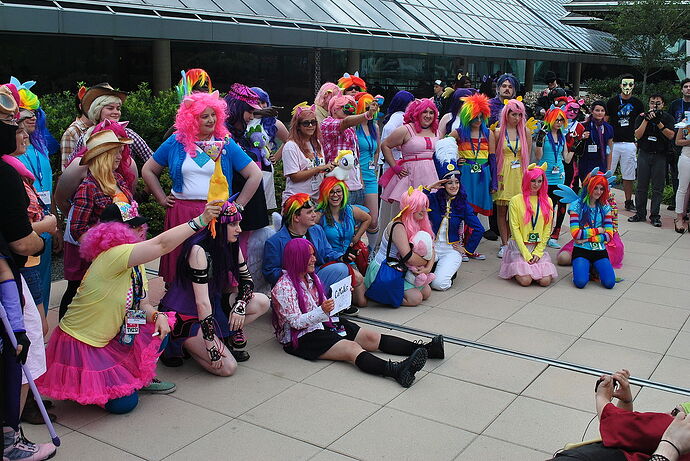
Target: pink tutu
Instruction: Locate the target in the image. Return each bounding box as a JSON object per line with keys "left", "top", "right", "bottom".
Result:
{"left": 36, "top": 324, "right": 164, "bottom": 406}
{"left": 499, "top": 240, "right": 558, "bottom": 280}
{"left": 381, "top": 158, "right": 438, "bottom": 203}
{"left": 159, "top": 199, "right": 206, "bottom": 283}
{"left": 558, "top": 234, "right": 624, "bottom": 269}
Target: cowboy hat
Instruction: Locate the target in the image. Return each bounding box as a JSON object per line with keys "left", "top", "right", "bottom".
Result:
{"left": 81, "top": 83, "right": 128, "bottom": 115}
{"left": 80, "top": 129, "right": 132, "bottom": 165}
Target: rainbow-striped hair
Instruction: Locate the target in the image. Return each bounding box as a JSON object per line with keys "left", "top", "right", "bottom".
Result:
{"left": 10, "top": 77, "right": 40, "bottom": 110}
{"left": 282, "top": 193, "right": 314, "bottom": 227}
{"left": 403, "top": 98, "right": 438, "bottom": 134}
{"left": 580, "top": 170, "right": 610, "bottom": 205}
{"left": 458, "top": 93, "right": 490, "bottom": 140}
{"left": 521, "top": 163, "right": 552, "bottom": 225}
{"left": 355, "top": 92, "right": 374, "bottom": 115}
{"left": 316, "top": 176, "right": 349, "bottom": 211}
{"left": 337, "top": 72, "right": 367, "bottom": 92}
{"left": 543, "top": 107, "right": 567, "bottom": 133}
{"left": 175, "top": 68, "right": 213, "bottom": 102}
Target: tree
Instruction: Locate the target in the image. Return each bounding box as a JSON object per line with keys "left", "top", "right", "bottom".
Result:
{"left": 604, "top": 0, "right": 689, "bottom": 95}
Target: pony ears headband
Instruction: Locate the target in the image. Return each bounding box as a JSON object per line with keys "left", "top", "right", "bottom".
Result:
{"left": 527, "top": 163, "right": 548, "bottom": 172}
{"left": 182, "top": 90, "right": 220, "bottom": 107}
{"left": 294, "top": 103, "right": 316, "bottom": 117}
{"left": 503, "top": 96, "right": 523, "bottom": 105}
{"left": 588, "top": 167, "right": 617, "bottom": 185}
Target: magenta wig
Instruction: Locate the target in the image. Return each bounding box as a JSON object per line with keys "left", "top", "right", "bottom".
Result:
{"left": 79, "top": 222, "right": 142, "bottom": 261}
{"left": 399, "top": 188, "right": 434, "bottom": 240}
{"left": 327, "top": 95, "right": 355, "bottom": 117}
{"left": 73, "top": 120, "right": 136, "bottom": 189}
{"left": 175, "top": 92, "right": 229, "bottom": 156}
{"left": 281, "top": 238, "right": 328, "bottom": 348}
{"left": 315, "top": 82, "right": 341, "bottom": 110}
{"left": 496, "top": 99, "right": 530, "bottom": 173}
{"left": 403, "top": 98, "right": 439, "bottom": 134}
{"left": 521, "top": 167, "right": 552, "bottom": 225}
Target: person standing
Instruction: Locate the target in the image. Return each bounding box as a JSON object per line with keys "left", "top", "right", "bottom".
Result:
{"left": 488, "top": 74, "right": 520, "bottom": 125}
{"left": 432, "top": 80, "right": 446, "bottom": 114}
{"left": 628, "top": 95, "right": 676, "bottom": 227}
{"left": 606, "top": 75, "right": 644, "bottom": 211}
{"left": 60, "top": 85, "right": 92, "bottom": 171}
{"left": 667, "top": 78, "right": 690, "bottom": 212}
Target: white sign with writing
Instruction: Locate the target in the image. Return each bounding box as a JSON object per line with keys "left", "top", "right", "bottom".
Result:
{"left": 329, "top": 275, "right": 352, "bottom": 316}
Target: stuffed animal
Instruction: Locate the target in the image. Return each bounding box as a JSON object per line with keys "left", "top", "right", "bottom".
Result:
{"left": 404, "top": 230, "right": 436, "bottom": 287}
{"left": 326, "top": 150, "right": 357, "bottom": 181}
{"left": 246, "top": 124, "right": 271, "bottom": 168}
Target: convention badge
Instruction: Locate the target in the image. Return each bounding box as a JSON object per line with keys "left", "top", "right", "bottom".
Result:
{"left": 37, "top": 190, "right": 51, "bottom": 205}
{"left": 470, "top": 163, "right": 481, "bottom": 173}
{"left": 647, "top": 136, "right": 657, "bottom": 142}
{"left": 527, "top": 232, "right": 540, "bottom": 243}
{"left": 551, "top": 165, "right": 560, "bottom": 175}
{"left": 588, "top": 144, "right": 598, "bottom": 153}
{"left": 125, "top": 323, "right": 140, "bottom": 335}
{"left": 510, "top": 160, "right": 521, "bottom": 169}
{"left": 619, "top": 118, "right": 629, "bottom": 127}
{"left": 126, "top": 309, "right": 147, "bottom": 325}
{"left": 590, "top": 242, "right": 604, "bottom": 251}
{"left": 311, "top": 175, "right": 320, "bottom": 191}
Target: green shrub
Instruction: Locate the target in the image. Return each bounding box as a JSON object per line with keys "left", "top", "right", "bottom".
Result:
{"left": 120, "top": 82, "right": 178, "bottom": 150}
{"left": 584, "top": 78, "right": 680, "bottom": 105}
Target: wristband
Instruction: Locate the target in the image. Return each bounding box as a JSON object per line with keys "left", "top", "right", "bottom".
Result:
{"left": 152, "top": 311, "right": 161, "bottom": 323}
{"left": 235, "top": 203, "right": 245, "bottom": 213}
{"left": 188, "top": 219, "right": 202, "bottom": 232}
{"left": 197, "top": 215, "right": 206, "bottom": 227}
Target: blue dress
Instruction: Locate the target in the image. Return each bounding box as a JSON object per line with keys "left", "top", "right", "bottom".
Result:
{"left": 356, "top": 126, "right": 378, "bottom": 195}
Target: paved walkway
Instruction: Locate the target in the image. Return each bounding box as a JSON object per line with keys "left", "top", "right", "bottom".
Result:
{"left": 31, "top": 202, "right": 690, "bottom": 461}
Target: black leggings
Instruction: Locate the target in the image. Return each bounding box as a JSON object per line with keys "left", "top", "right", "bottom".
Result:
{"left": 548, "top": 185, "right": 567, "bottom": 238}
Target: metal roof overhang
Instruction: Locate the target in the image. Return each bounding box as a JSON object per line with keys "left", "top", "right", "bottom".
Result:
{"left": 0, "top": 0, "right": 623, "bottom": 65}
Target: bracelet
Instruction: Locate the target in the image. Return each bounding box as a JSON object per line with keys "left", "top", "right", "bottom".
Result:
{"left": 660, "top": 440, "right": 681, "bottom": 458}
{"left": 188, "top": 219, "right": 202, "bottom": 232}
{"left": 650, "top": 455, "right": 670, "bottom": 461}
{"left": 152, "top": 312, "right": 161, "bottom": 323}
{"left": 235, "top": 203, "right": 244, "bottom": 213}
{"left": 197, "top": 215, "right": 206, "bottom": 227}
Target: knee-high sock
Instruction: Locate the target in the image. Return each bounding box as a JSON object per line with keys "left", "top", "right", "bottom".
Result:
{"left": 378, "top": 334, "right": 419, "bottom": 356}
{"left": 354, "top": 351, "right": 387, "bottom": 375}
{"left": 594, "top": 258, "right": 616, "bottom": 289}
{"left": 572, "top": 257, "right": 591, "bottom": 289}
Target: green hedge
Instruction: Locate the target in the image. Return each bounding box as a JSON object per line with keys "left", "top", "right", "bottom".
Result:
{"left": 584, "top": 78, "right": 680, "bottom": 106}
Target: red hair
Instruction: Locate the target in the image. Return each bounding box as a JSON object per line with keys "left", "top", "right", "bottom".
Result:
{"left": 79, "top": 222, "right": 142, "bottom": 261}
{"left": 403, "top": 99, "right": 438, "bottom": 134}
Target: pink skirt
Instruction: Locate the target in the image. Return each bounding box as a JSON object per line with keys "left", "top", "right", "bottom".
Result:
{"left": 159, "top": 199, "right": 206, "bottom": 283}
{"left": 558, "top": 234, "right": 624, "bottom": 269}
{"left": 36, "top": 324, "right": 164, "bottom": 406}
{"left": 381, "top": 158, "right": 438, "bottom": 203}
{"left": 499, "top": 240, "right": 558, "bottom": 280}
{"left": 63, "top": 241, "right": 91, "bottom": 281}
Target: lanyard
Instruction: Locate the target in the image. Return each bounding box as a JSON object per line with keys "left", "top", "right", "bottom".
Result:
{"left": 530, "top": 200, "right": 540, "bottom": 231}
{"left": 470, "top": 132, "right": 483, "bottom": 160}
{"left": 25, "top": 148, "right": 44, "bottom": 190}
{"left": 546, "top": 132, "right": 563, "bottom": 161}
{"left": 130, "top": 266, "right": 146, "bottom": 308}
{"left": 505, "top": 131, "right": 519, "bottom": 158}
{"left": 356, "top": 125, "right": 375, "bottom": 155}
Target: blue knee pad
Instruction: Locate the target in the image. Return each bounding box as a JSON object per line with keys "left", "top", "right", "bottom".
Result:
{"left": 105, "top": 392, "right": 139, "bottom": 414}
{"left": 594, "top": 258, "right": 616, "bottom": 289}
{"left": 572, "top": 257, "right": 590, "bottom": 289}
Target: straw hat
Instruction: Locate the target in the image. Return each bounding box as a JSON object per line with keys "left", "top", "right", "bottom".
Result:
{"left": 81, "top": 83, "right": 127, "bottom": 115}
{"left": 0, "top": 85, "right": 18, "bottom": 123}
{"left": 80, "top": 129, "right": 132, "bottom": 165}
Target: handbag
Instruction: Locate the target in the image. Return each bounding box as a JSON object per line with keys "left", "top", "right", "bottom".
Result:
{"left": 351, "top": 240, "right": 370, "bottom": 275}
{"left": 365, "top": 222, "right": 409, "bottom": 308}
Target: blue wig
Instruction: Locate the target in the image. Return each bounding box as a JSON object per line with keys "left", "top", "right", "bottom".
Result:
{"left": 383, "top": 90, "right": 414, "bottom": 124}
{"left": 30, "top": 108, "right": 59, "bottom": 156}
{"left": 250, "top": 86, "right": 277, "bottom": 147}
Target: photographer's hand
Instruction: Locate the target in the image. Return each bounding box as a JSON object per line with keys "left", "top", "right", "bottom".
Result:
{"left": 596, "top": 374, "right": 615, "bottom": 420}
{"left": 612, "top": 369, "right": 633, "bottom": 411}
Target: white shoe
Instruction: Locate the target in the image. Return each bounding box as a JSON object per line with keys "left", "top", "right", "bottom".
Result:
{"left": 497, "top": 245, "right": 506, "bottom": 258}
{"left": 461, "top": 253, "right": 469, "bottom": 262}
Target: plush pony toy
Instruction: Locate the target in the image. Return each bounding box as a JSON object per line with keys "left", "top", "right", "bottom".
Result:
{"left": 326, "top": 149, "right": 357, "bottom": 181}
{"left": 404, "top": 231, "right": 436, "bottom": 287}
{"left": 246, "top": 124, "right": 271, "bottom": 168}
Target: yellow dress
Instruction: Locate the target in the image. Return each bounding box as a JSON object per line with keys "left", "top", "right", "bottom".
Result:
{"left": 493, "top": 137, "right": 524, "bottom": 205}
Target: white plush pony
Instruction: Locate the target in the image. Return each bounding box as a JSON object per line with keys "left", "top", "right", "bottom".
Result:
{"left": 326, "top": 149, "right": 357, "bottom": 181}
{"left": 404, "top": 231, "right": 436, "bottom": 287}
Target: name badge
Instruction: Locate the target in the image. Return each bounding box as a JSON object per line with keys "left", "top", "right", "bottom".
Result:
{"left": 368, "top": 159, "right": 376, "bottom": 170}
{"left": 647, "top": 136, "right": 657, "bottom": 142}
{"left": 126, "top": 309, "right": 147, "bottom": 325}
{"left": 470, "top": 164, "right": 481, "bottom": 173}
{"left": 590, "top": 242, "right": 604, "bottom": 251}
{"left": 588, "top": 144, "right": 598, "bottom": 153}
{"left": 527, "top": 232, "right": 540, "bottom": 243}
{"left": 551, "top": 166, "right": 560, "bottom": 175}
{"left": 619, "top": 118, "right": 629, "bottom": 127}
{"left": 311, "top": 175, "right": 320, "bottom": 191}
{"left": 37, "top": 190, "right": 51, "bottom": 205}
{"left": 510, "top": 161, "right": 521, "bottom": 169}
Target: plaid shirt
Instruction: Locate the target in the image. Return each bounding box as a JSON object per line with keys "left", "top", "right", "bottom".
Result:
{"left": 60, "top": 118, "right": 90, "bottom": 170}
{"left": 69, "top": 127, "right": 153, "bottom": 165}
{"left": 69, "top": 173, "right": 133, "bottom": 241}
{"left": 320, "top": 117, "right": 359, "bottom": 163}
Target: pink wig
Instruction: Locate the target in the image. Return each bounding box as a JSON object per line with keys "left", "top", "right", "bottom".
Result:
{"left": 315, "top": 82, "right": 341, "bottom": 109}
{"left": 399, "top": 189, "right": 434, "bottom": 240}
{"left": 328, "top": 95, "right": 355, "bottom": 117}
{"left": 174, "top": 92, "right": 229, "bottom": 156}
{"left": 73, "top": 120, "right": 136, "bottom": 189}
{"left": 79, "top": 222, "right": 142, "bottom": 261}
{"left": 521, "top": 167, "right": 552, "bottom": 225}
{"left": 496, "top": 99, "right": 530, "bottom": 173}
{"left": 403, "top": 98, "right": 439, "bottom": 134}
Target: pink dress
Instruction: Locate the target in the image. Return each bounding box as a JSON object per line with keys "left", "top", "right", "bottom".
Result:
{"left": 381, "top": 124, "right": 439, "bottom": 203}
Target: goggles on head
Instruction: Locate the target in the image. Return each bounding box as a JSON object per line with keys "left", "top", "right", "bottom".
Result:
{"left": 341, "top": 103, "right": 355, "bottom": 115}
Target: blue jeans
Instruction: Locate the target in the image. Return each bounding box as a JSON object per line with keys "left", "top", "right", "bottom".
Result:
{"left": 316, "top": 262, "right": 350, "bottom": 296}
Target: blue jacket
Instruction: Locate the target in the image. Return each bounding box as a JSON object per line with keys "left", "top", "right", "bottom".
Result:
{"left": 425, "top": 188, "right": 484, "bottom": 252}
{"left": 152, "top": 134, "right": 251, "bottom": 194}
{"left": 263, "top": 225, "right": 342, "bottom": 286}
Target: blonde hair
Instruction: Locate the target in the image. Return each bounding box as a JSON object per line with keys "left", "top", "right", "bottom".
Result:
{"left": 87, "top": 146, "right": 120, "bottom": 196}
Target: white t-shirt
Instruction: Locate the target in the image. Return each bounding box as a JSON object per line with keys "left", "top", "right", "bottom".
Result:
{"left": 173, "top": 152, "right": 216, "bottom": 200}
{"left": 379, "top": 111, "right": 405, "bottom": 168}
{"left": 282, "top": 140, "right": 325, "bottom": 204}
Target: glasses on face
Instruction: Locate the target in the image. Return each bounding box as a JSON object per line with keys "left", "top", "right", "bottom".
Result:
{"left": 329, "top": 188, "right": 343, "bottom": 196}
{"left": 555, "top": 118, "right": 565, "bottom": 123}
{"left": 345, "top": 86, "right": 359, "bottom": 93}
{"left": 18, "top": 110, "right": 36, "bottom": 122}
{"left": 299, "top": 119, "right": 318, "bottom": 127}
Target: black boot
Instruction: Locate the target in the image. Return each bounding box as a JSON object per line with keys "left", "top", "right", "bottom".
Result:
{"left": 384, "top": 348, "right": 428, "bottom": 387}
{"left": 625, "top": 200, "right": 636, "bottom": 212}
{"left": 424, "top": 335, "right": 445, "bottom": 359}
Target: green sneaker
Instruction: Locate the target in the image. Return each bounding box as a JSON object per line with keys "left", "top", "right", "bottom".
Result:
{"left": 140, "top": 377, "right": 176, "bottom": 394}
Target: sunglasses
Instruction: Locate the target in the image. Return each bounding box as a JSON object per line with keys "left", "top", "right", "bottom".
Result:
{"left": 555, "top": 118, "right": 565, "bottom": 122}
{"left": 18, "top": 110, "right": 36, "bottom": 123}
{"left": 299, "top": 119, "right": 318, "bottom": 127}
{"left": 345, "top": 86, "right": 359, "bottom": 93}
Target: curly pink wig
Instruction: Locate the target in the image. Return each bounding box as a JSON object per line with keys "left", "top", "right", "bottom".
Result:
{"left": 496, "top": 99, "right": 530, "bottom": 173}
{"left": 521, "top": 167, "right": 552, "bottom": 225}
{"left": 79, "top": 222, "right": 142, "bottom": 261}
{"left": 399, "top": 189, "right": 434, "bottom": 240}
{"left": 403, "top": 99, "right": 438, "bottom": 134}
{"left": 315, "top": 82, "right": 341, "bottom": 110}
{"left": 174, "top": 92, "right": 229, "bottom": 156}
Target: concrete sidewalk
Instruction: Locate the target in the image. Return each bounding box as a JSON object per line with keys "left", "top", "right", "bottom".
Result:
{"left": 28, "top": 203, "right": 690, "bottom": 461}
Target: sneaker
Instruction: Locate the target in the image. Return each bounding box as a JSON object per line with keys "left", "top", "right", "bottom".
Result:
{"left": 497, "top": 245, "right": 506, "bottom": 258}
{"left": 461, "top": 253, "right": 469, "bottom": 262}
{"left": 140, "top": 377, "right": 176, "bottom": 394}
{"left": 466, "top": 252, "right": 486, "bottom": 260}
{"left": 625, "top": 200, "right": 636, "bottom": 212}
{"left": 547, "top": 238, "right": 561, "bottom": 249}
{"left": 627, "top": 214, "right": 644, "bottom": 223}
{"left": 386, "top": 348, "right": 428, "bottom": 388}
{"left": 483, "top": 230, "right": 499, "bottom": 241}
{"left": 341, "top": 306, "right": 359, "bottom": 317}
{"left": 230, "top": 349, "right": 250, "bottom": 362}
{"left": 668, "top": 204, "right": 676, "bottom": 211}
{"left": 3, "top": 427, "right": 56, "bottom": 461}
{"left": 417, "top": 334, "right": 445, "bottom": 359}
{"left": 650, "top": 216, "right": 662, "bottom": 227}
{"left": 230, "top": 329, "right": 247, "bottom": 349}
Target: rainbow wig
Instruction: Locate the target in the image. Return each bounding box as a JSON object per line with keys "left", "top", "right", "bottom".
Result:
{"left": 279, "top": 238, "right": 328, "bottom": 348}
{"left": 282, "top": 193, "right": 314, "bottom": 227}
{"left": 543, "top": 107, "right": 567, "bottom": 133}
{"left": 337, "top": 73, "right": 367, "bottom": 92}
{"left": 175, "top": 91, "right": 229, "bottom": 156}
{"left": 79, "top": 222, "right": 142, "bottom": 261}
{"left": 521, "top": 164, "right": 553, "bottom": 225}
{"left": 316, "top": 177, "right": 350, "bottom": 228}
{"left": 458, "top": 93, "right": 490, "bottom": 141}
{"left": 175, "top": 68, "right": 213, "bottom": 102}
{"left": 327, "top": 95, "right": 356, "bottom": 117}
{"left": 11, "top": 77, "right": 59, "bottom": 157}
{"left": 398, "top": 187, "right": 434, "bottom": 240}
{"left": 576, "top": 170, "right": 611, "bottom": 229}
{"left": 403, "top": 98, "right": 438, "bottom": 134}
{"left": 315, "top": 82, "right": 341, "bottom": 110}
{"left": 496, "top": 99, "right": 530, "bottom": 173}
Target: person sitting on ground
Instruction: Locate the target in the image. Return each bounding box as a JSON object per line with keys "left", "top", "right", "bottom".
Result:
{"left": 271, "top": 238, "right": 444, "bottom": 388}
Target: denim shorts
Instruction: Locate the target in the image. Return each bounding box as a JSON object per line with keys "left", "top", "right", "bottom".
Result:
{"left": 20, "top": 266, "right": 43, "bottom": 306}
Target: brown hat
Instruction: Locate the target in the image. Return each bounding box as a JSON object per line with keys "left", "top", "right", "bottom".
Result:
{"left": 81, "top": 83, "right": 127, "bottom": 115}
{"left": 80, "top": 129, "right": 132, "bottom": 165}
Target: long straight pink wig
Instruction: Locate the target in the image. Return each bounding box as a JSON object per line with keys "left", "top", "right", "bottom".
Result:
{"left": 174, "top": 92, "right": 229, "bottom": 156}
{"left": 399, "top": 189, "right": 434, "bottom": 240}
{"left": 403, "top": 98, "right": 439, "bottom": 134}
{"left": 496, "top": 99, "right": 530, "bottom": 173}
{"left": 521, "top": 167, "right": 552, "bottom": 225}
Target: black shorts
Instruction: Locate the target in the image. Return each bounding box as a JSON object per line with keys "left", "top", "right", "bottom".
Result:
{"left": 572, "top": 246, "right": 609, "bottom": 264}
{"left": 284, "top": 317, "right": 361, "bottom": 360}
